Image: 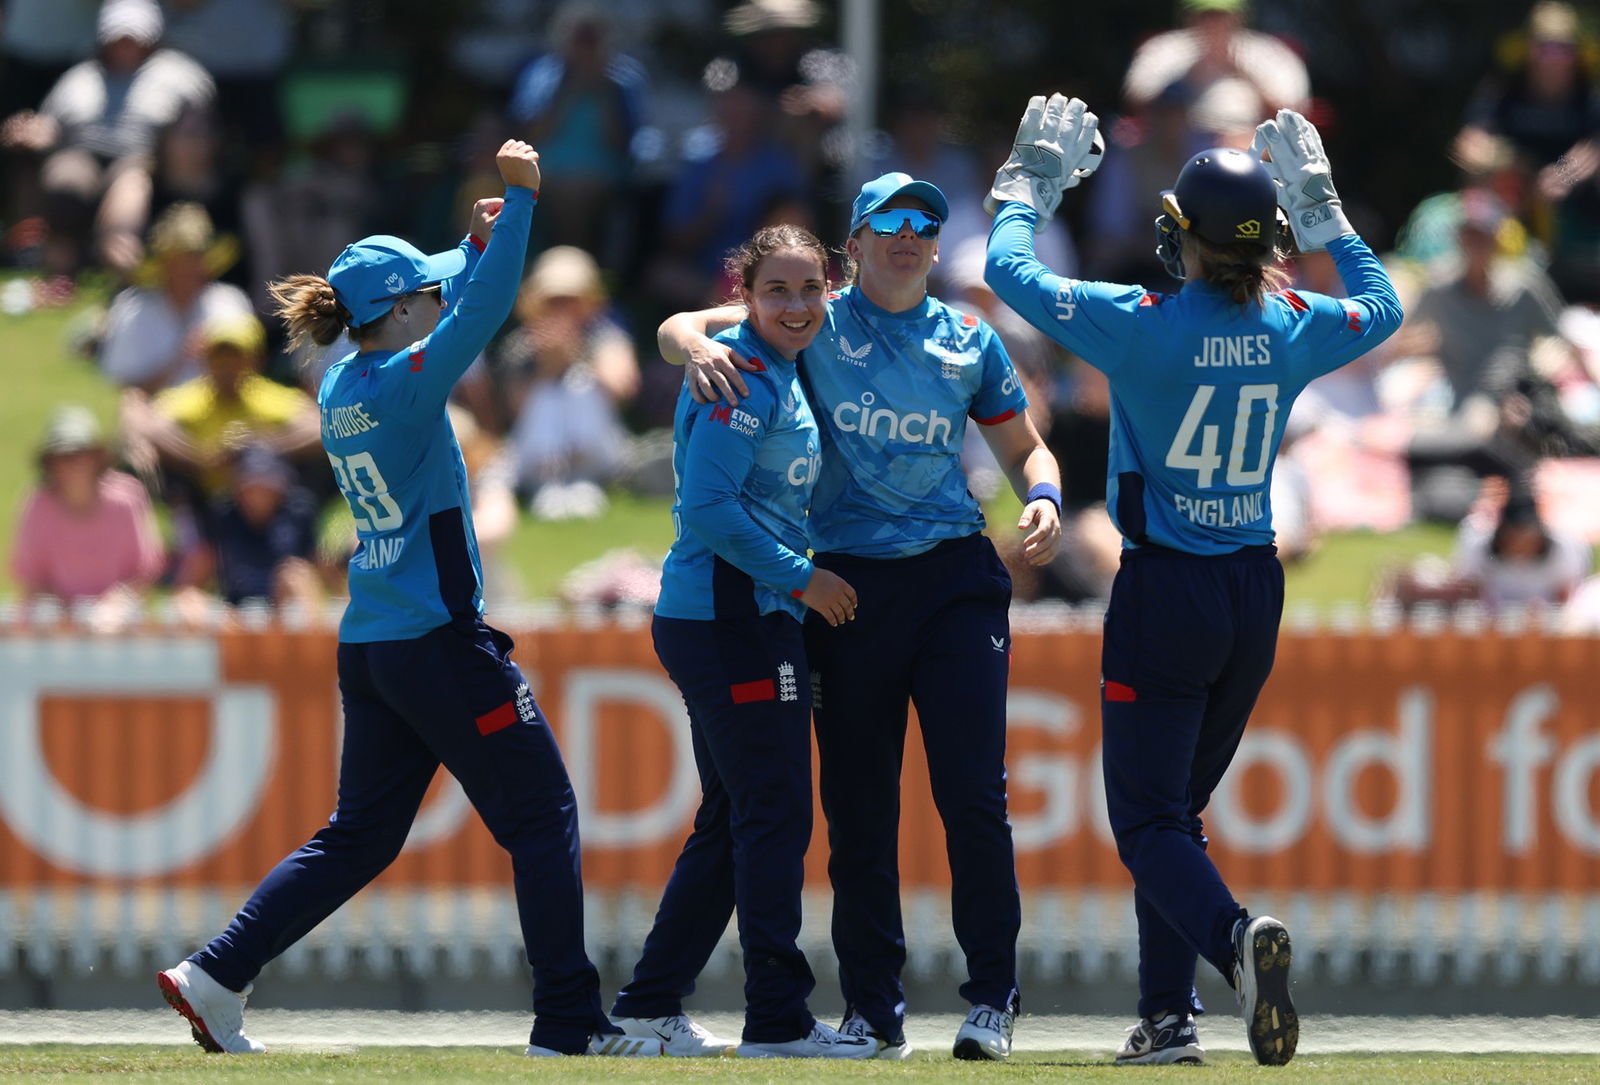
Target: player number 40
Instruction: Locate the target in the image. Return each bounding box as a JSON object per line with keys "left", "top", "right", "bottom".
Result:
{"left": 327, "top": 450, "right": 403, "bottom": 530}
{"left": 1164, "top": 383, "right": 1279, "bottom": 489}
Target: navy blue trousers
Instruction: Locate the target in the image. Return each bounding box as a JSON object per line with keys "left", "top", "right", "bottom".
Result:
{"left": 611, "top": 613, "right": 816, "bottom": 1043}
{"left": 1099, "top": 544, "right": 1284, "bottom": 1020}
{"left": 807, "top": 533, "right": 1021, "bottom": 1041}
{"left": 189, "top": 620, "right": 609, "bottom": 1053}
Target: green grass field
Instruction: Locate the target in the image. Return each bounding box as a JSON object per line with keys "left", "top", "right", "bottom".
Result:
{"left": 5, "top": 1047, "right": 1599, "bottom": 1083}
{"left": 0, "top": 278, "right": 1457, "bottom": 607}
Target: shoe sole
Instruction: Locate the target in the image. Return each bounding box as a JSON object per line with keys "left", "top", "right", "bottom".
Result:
{"left": 1243, "top": 921, "right": 1297, "bottom": 1066}
{"left": 156, "top": 970, "right": 225, "bottom": 1054}
{"left": 952, "top": 1038, "right": 1007, "bottom": 1061}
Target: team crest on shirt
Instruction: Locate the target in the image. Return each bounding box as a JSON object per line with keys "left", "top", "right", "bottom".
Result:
{"left": 838, "top": 336, "right": 873, "bottom": 365}
{"left": 777, "top": 662, "right": 798, "bottom": 702}
{"left": 933, "top": 343, "right": 977, "bottom": 381}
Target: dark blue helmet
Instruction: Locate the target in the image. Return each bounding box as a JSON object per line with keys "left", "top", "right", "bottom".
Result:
{"left": 1155, "top": 147, "right": 1285, "bottom": 278}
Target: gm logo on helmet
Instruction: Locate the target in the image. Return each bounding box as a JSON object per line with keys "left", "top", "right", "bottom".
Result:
{"left": 1235, "top": 219, "right": 1262, "bottom": 240}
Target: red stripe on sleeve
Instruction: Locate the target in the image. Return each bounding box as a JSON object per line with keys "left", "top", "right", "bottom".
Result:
{"left": 1279, "top": 289, "right": 1311, "bottom": 312}
{"left": 467, "top": 234, "right": 487, "bottom": 253}
{"left": 476, "top": 701, "right": 519, "bottom": 735}
{"left": 729, "top": 678, "right": 776, "bottom": 704}
{"left": 974, "top": 408, "right": 1018, "bottom": 426}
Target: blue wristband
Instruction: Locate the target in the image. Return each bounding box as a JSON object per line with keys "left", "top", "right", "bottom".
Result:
{"left": 1026, "top": 482, "right": 1062, "bottom": 515}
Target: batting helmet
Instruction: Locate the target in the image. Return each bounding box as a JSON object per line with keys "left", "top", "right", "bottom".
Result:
{"left": 1155, "top": 147, "right": 1285, "bottom": 279}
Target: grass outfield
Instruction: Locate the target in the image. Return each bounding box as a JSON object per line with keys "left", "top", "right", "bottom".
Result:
{"left": 0, "top": 276, "right": 1461, "bottom": 606}
{"left": 6, "top": 1048, "right": 1600, "bottom": 1083}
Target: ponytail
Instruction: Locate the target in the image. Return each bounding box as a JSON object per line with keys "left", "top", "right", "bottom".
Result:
{"left": 268, "top": 274, "right": 366, "bottom": 353}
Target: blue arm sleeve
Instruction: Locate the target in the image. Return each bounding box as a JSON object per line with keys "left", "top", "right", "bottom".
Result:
{"left": 986, "top": 200, "right": 1145, "bottom": 376}
{"left": 441, "top": 234, "right": 485, "bottom": 312}
{"left": 378, "top": 186, "right": 535, "bottom": 417}
{"left": 1280, "top": 234, "right": 1405, "bottom": 385}
{"left": 679, "top": 385, "right": 814, "bottom": 598}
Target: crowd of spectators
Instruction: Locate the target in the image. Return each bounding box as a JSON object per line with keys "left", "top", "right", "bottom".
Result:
{"left": 4, "top": 0, "right": 1600, "bottom": 624}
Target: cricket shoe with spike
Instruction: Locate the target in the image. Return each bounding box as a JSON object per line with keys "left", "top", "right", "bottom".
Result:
{"left": 1233, "top": 914, "right": 1298, "bottom": 1065}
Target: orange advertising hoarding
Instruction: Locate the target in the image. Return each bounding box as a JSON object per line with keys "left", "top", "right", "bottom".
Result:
{"left": 2, "top": 626, "right": 1599, "bottom": 895}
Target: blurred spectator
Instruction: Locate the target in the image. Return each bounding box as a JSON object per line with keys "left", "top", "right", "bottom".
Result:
{"left": 161, "top": 0, "right": 293, "bottom": 151}
{"left": 482, "top": 246, "right": 637, "bottom": 517}
{"left": 98, "top": 201, "right": 251, "bottom": 392}
{"left": 1401, "top": 191, "right": 1593, "bottom": 521}
{"left": 172, "top": 442, "right": 321, "bottom": 614}
{"left": 649, "top": 73, "right": 803, "bottom": 308}
{"left": 241, "top": 112, "right": 384, "bottom": 316}
{"left": 1394, "top": 134, "right": 1533, "bottom": 273}
{"left": 11, "top": 405, "right": 164, "bottom": 625}
{"left": 0, "top": 0, "right": 213, "bottom": 279}
{"left": 1454, "top": 490, "right": 1590, "bottom": 612}
{"left": 1122, "top": 0, "right": 1308, "bottom": 146}
{"left": 507, "top": 0, "right": 645, "bottom": 259}
{"left": 1085, "top": 82, "right": 1206, "bottom": 285}
{"left": 121, "top": 310, "right": 319, "bottom": 512}
{"left": 717, "top": 0, "right": 847, "bottom": 192}
{"left": 98, "top": 104, "right": 246, "bottom": 283}
{"left": 1458, "top": 2, "right": 1600, "bottom": 301}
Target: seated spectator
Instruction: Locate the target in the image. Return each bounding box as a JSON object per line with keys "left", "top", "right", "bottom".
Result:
{"left": 121, "top": 310, "right": 319, "bottom": 522}
{"left": 648, "top": 74, "right": 804, "bottom": 309}
{"left": 98, "top": 202, "right": 252, "bottom": 392}
{"left": 489, "top": 246, "right": 637, "bottom": 518}
{"left": 1122, "top": 0, "right": 1308, "bottom": 146}
{"left": 1455, "top": 491, "right": 1591, "bottom": 612}
{"left": 173, "top": 443, "right": 320, "bottom": 615}
{"left": 1402, "top": 191, "right": 1592, "bottom": 521}
{"left": 1459, "top": 1, "right": 1600, "bottom": 303}
{"left": 98, "top": 104, "right": 247, "bottom": 287}
{"left": 161, "top": 0, "right": 292, "bottom": 153}
{"left": 11, "top": 405, "right": 164, "bottom": 626}
{"left": 506, "top": 0, "right": 645, "bottom": 259}
{"left": 0, "top": 0, "right": 213, "bottom": 279}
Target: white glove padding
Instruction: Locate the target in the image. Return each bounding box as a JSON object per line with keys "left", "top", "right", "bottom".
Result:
{"left": 1251, "top": 108, "right": 1354, "bottom": 252}
{"left": 985, "top": 93, "right": 1103, "bottom": 231}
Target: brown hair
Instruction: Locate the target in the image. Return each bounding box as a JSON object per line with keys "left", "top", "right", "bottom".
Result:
{"left": 267, "top": 274, "right": 392, "bottom": 353}
{"left": 1184, "top": 232, "right": 1290, "bottom": 306}
{"left": 724, "top": 224, "right": 829, "bottom": 298}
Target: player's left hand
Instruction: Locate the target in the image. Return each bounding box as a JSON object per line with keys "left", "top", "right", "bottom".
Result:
{"left": 1018, "top": 497, "right": 1062, "bottom": 566}
{"left": 469, "top": 197, "right": 504, "bottom": 246}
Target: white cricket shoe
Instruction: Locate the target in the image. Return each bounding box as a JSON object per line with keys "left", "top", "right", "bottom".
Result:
{"left": 525, "top": 1030, "right": 664, "bottom": 1057}
{"left": 612, "top": 1014, "right": 733, "bottom": 1056}
{"left": 736, "top": 1020, "right": 877, "bottom": 1059}
{"left": 156, "top": 961, "right": 265, "bottom": 1054}
{"left": 952, "top": 1003, "right": 1014, "bottom": 1060}
{"left": 1116, "top": 1011, "right": 1206, "bottom": 1064}
{"left": 1233, "top": 914, "right": 1298, "bottom": 1066}
{"left": 839, "top": 1008, "right": 914, "bottom": 1059}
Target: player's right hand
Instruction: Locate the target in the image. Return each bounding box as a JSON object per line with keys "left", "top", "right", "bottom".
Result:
{"left": 685, "top": 337, "right": 759, "bottom": 406}
{"left": 495, "top": 139, "right": 541, "bottom": 191}
{"left": 984, "top": 94, "right": 1102, "bottom": 229}
{"left": 800, "top": 568, "right": 858, "bottom": 627}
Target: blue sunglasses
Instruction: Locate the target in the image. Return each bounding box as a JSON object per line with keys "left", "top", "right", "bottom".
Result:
{"left": 864, "top": 208, "right": 942, "bottom": 239}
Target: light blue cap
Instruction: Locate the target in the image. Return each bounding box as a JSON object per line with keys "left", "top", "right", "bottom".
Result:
{"left": 849, "top": 172, "right": 950, "bottom": 234}
{"left": 328, "top": 235, "right": 466, "bottom": 327}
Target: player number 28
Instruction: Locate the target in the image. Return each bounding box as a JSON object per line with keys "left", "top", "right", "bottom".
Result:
{"left": 1164, "top": 383, "right": 1280, "bottom": 489}
{"left": 327, "top": 450, "right": 403, "bottom": 531}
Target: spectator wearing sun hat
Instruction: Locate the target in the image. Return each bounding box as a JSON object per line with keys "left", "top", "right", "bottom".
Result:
{"left": 123, "top": 309, "right": 320, "bottom": 506}
{"left": 11, "top": 404, "right": 165, "bottom": 617}
{"left": 98, "top": 202, "right": 252, "bottom": 393}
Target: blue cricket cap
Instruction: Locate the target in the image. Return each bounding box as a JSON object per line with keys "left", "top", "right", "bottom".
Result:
{"left": 849, "top": 172, "right": 950, "bottom": 234}
{"left": 328, "top": 235, "right": 467, "bottom": 327}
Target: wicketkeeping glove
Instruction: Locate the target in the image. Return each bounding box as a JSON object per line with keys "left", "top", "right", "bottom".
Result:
{"left": 1251, "top": 108, "right": 1354, "bottom": 252}
{"left": 985, "top": 93, "right": 1104, "bottom": 231}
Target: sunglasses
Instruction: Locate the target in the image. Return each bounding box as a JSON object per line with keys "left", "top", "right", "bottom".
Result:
{"left": 864, "top": 208, "right": 942, "bottom": 239}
